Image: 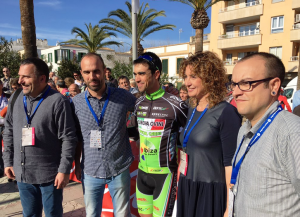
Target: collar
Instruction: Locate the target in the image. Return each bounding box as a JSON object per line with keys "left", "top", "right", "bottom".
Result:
{"left": 243, "top": 101, "right": 279, "bottom": 138}
{"left": 27, "top": 85, "right": 49, "bottom": 101}
{"left": 145, "top": 87, "right": 165, "bottom": 100}
{"left": 86, "top": 84, "right": 109, "bottom": 100}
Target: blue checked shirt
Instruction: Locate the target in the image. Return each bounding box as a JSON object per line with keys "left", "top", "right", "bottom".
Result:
{"left": 72, "top": 86, "right": 136, "bottom": 178}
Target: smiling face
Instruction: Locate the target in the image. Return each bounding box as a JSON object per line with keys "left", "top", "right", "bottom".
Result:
{"left": 80, "top": 56, "right": 105, "bottom": 93}
{"left": 183, "top": 65, "right": 206, "bottom": 100}
{"left": 119, "top": 78, "right": 130, "bottom": 91}
{"left": 18, "top": 64, "right": 46, "bottom": 97}
{"left": 232, "top": 56, "right": 279, "bottom": 123}
{"left": 179, "top": 89, "right": 188, "bottom": 101}
{"left": 134, "top": 63, "right": 160, "bottom": 94}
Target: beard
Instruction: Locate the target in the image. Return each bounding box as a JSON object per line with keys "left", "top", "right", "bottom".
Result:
{"left": 87, "top": 79, "right": 104, "bottom": 92}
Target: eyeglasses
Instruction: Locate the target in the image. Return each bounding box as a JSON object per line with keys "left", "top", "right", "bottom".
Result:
{"left": 137, "top": 55, "right": 159, "bottom": 71}
{"left": 227, "top": 77, "right": 275, "bottom": 91}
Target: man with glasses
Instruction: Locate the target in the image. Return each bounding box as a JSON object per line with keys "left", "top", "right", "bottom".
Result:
{"left": 1, "top": 67, "right": 12, "bottom": 93}
{"left": 228, "top": 52, "right": 300, "bottom": 217}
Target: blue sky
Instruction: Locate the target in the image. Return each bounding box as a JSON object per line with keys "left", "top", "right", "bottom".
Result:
{"left": 1, "top": 0, "right": 211, "bottom": 50}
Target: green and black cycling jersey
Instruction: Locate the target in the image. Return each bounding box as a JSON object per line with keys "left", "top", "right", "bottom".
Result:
{"left": 133, "top": 87, "right": 188, "bottom": 174}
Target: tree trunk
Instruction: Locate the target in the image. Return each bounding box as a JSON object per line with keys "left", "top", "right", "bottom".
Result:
{"left": 137, "top": 42, "right": 144, "bottom": 57}
{"left": 195, "top": 28, "right": 203, "bottom": 53}
{"left": 19, "top": 0, "right": 38, "bottom": 59}
{"left": 297, "top": 51, "right": 300, "bottom": 90}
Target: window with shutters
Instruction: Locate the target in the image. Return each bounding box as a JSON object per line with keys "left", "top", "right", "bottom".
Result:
{"left": 177, "top": 58, "right": 184, "bottom": 74}
{"left": 78, "top": 52, "right": 86, "bottom": 62}
{"left": 271, "top": 16, "right": 284, "bottom": 33}
{"left": 41, "top": 54, "right": 44, "bottom": 60}
{"left": 162, "top": 59, "right": 168, "bottom": 74}
{"left": 272, "top": 0, "right": 284, "bottom": 3}
{"left": 48, "top": 53, "right": 52, "bottom": 63}
{"left": 269, "top": 47, "right": 282, "bottom": 59}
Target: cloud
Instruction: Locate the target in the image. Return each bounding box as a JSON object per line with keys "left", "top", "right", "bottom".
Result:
{"left": 36, "top": 0, "right": 62, "bottom": 7}
{"left": 0, "top": 23, "right": 20, "bottom": 30}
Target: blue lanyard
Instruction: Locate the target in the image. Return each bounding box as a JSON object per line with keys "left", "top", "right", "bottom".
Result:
{"left": 230, "top": 106, "right": 283, "bottom": 185}
{"left": 183, "top": 105, "right": 208, "bottom": 148}
{"left": 85, "top": 87, "right": 110, "bottom": 127}
{"left": 23, "top": 86, "right": 51, "bottom": 126}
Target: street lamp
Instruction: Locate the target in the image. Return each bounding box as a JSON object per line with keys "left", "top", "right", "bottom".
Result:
{"left": 132, "top": 0, "right": 140, "bottom": 76}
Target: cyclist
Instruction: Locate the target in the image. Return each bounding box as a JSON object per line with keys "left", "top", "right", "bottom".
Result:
{"left": 132, "top": 52, "right": 188, "bottom": 217}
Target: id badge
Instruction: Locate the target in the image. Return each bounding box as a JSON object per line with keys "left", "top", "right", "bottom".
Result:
{"left": 90, "top": 130, "right": 102, "bottom": 148}
{"left": 22, "top": 127, "right": 35, "bottom": 146}
{"left": 179, "top": 150, "right": 188, "bottom": 176}
{"left": 228, "top": 187, "right": 235, "bottom": 217}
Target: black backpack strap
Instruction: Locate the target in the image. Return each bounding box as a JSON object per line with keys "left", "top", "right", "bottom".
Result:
{"left": 10, "top": 88, "right": 22, "bottom": 112}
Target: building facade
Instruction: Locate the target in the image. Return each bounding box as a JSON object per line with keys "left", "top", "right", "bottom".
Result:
{"left": 13, "top": 38, "right": 50, "bottom": 56}
{"left": 210, "top": 0, "right": 300, "bottom": 84}
{"left": 144, "top": 34, "right": 210, "bottom": 79}
{"left": 40, "top": 44, "right": 131, "bottom": 71}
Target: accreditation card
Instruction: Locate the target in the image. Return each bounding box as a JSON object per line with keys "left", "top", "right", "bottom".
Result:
{"left": 22, "top": 127, "right": 35, "bottom": 146}
{"left": 90, "top": 130, "right": 102, "bottom": 148}
{"left": 179, "top": 150, "right": 188, "bottom": 176}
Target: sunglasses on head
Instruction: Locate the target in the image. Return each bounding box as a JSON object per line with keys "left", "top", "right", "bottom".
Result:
{"left": 137, "top": 55, "right": 159, "bottom": 71}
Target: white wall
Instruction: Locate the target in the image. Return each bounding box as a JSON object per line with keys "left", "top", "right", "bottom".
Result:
{"left": 41, "top": 46, "right": 131, "bottom": 71}
{"left": 161, "top": 54, "right": 189, "bottom": 77}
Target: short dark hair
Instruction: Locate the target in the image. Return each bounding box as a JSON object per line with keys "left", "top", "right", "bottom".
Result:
{"left": 133, "top": 52, "right": 162, "bottom": 79}
{"left": 56, "top": 80, "right": 67, "bottom": 88}
{"left": 239, "top": 52, "right": 285, "bottom": 85}
{"left": 20, "top": 57, "right": 49, "bottom": 82}
{"left": 118, "top": 75, "right": 129, "bottom": 83}
{"left": 106, "top": 67, "right": 111, "bottom": 72}
{"left": 73, "top": 71, "right": 80, "bottom": 75}
{"left": 179, "top": 84, "right": 188, "bottom": 92}
{"left": 81, "top": 53, "right": 105, "bottom": 69}
{"left": 47, "top": 79, "right": 55, "bottom": 86}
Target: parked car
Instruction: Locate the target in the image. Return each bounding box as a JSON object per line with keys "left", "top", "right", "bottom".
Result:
{"left": 283, "top": 76, "right": 297, "bottom": 109}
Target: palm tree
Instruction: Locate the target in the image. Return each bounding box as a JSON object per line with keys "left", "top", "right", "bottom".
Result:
{"left": 99, "top": 1, "right": 176, "bottom": 56}
{"left": 60, "top": 23, "right": 122, "bottom": 53}
{"left": 169, "top": 0, "right": 224, "bottom": 53}
{"left": 19, "top": 0, "right": 38, "bottom": 58}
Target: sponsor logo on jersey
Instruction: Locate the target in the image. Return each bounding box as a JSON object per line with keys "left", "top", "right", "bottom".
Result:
{"left": 137, "top": 111, "right": 147, "bottom": 117}
{"left": 141, "top": 141, "right": 158, "bottom": 156}
{"left": 153, "top": 106, "right": 168, "bottom": 111}
{"left": 137, "top": 198, "right": 148, "bottom": 202}
{"left": 138, "top": 207, "right": 150, "bottom": 212}
{"left": 139, "top": 129, "right": 163, "bottom": 137}
{"left": 139, "top": 106, "right": 148, "bottom": 110}
{"left": 151, "top": 113, "right": 168, "bottom": 117}
{"left": 137, "top": 118, "right": 166, "bottom": 131}
{"left": 151, "top": 169, "right": 164, "bottom": 173}
{"left": 154, "top": 206, "right": 160, "bottom": 211}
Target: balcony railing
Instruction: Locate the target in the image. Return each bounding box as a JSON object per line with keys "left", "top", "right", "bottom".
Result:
{"left": 223, "top": 60, "right": 238, "bottom": 65}
{"left": 290, "top": 56, "right": 299, "bottom": 61}
{"left": 219, "top": 0, "right": 261, "bottom": 13}
{"left": 219, "top": 30, "right": 260, "bottom": 39}
{"left": 293, "top": 24, "right": 300, "bottom": 29}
